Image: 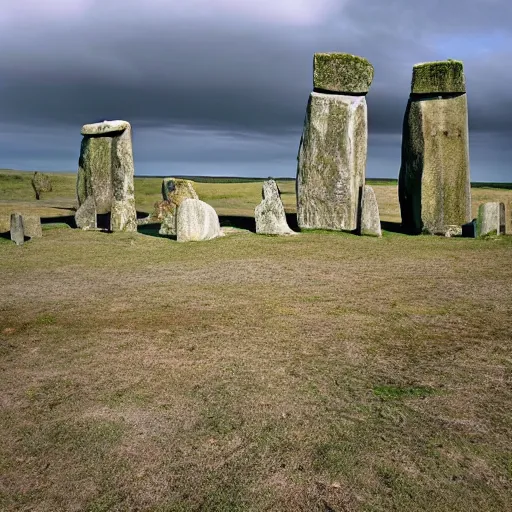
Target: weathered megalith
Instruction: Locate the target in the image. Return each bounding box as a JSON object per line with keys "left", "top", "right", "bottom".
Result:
{"left": 23, "top": 215, "right": 43, "bottom": 238}
{"left": 297, "top": 53, "right": 374, "bottom": 231}
{"left": 255, "top": 179, "right": 296, "bottom": 235}
{"left": 158, "top": 178, "right": 198, "bottom": 235}
{"left": 31, "top": 172, "right": 52, "bottom": 200}
{"left": 477, "top": 202, "right": 501, "bottom": 237}
{"left": 76, "top": 120, "right": 137, "bottom": 232}
{"left": 10, "top": 213, "right": 24, "bottom": 245}
{"left": 359, "top": 185, "right": 382, "bottom": 237}
{"left": 399, "top": 60, "right": 471, "bottom": 235}
{"left": 176, "top": 198, "right": 223, "bottom": 242}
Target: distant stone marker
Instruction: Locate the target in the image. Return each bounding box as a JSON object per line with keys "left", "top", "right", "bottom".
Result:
{"left": 399, "top": 60, "right": 471, "bottom": 235}
{"left": 255, "top": 179, "right": 296, "bottom": 235}
{"left": 176, "top": 198, "right": 223, "bottom": 242}
{"left": 10, "top": 213, "right": 24, "bottom": 245}
{"left": 359, "top": 185, "right": 382, "bottom": 237}
{"left": 477, "top": 202, "right": 501, "bottom": 237}
{"left": 31, "top": 172, "right": 52, "bottom": 200}
{"left": 158, "top": 178, "right": 198, "bottom": 235}
{"left": 75, "top": 120, "right": 137, "bottom": 232}
{"left": 297, "top": 52, "right": 374, "bottom": 231}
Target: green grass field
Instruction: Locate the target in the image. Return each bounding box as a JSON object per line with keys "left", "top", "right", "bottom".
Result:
{"left": 1, "top": 170, "right": 512, "bottom": 511}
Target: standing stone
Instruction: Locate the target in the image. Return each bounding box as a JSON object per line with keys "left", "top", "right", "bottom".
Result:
{"left": 477, "top": 202, "right": 501, "bottom": 237}
{"left": 499, "top": 202, "right": 506, "bottom": 235}
{"left": 297, "top": 53, "right": 374, "bottom": 231}
{"left": 255, "top": 180, "right": 296, "bottom": 235}
{"left": 399, "top": 60, "right": 471, "bottom": 235}
{"left": 76, "top": 120, "right": 137, "bottom": 232}
{"left": 176, "top": 198, "right": 223, "bottom": 242}
{"left": 10, "top": 213, "right": 24, "bottom": 245}
{"left": 23, "top": 215, "right": 43, "bottom": 238}
{"left": 359, "top": 185, "right": 382, "bottom": 237}
{"left": 31, "top": 172, "right": 52, "bottom": 200}
{"left": 158, "top": 178, "right": 198, "bottom": 235}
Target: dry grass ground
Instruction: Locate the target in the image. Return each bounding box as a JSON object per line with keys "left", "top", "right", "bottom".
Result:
{"left": 1, "top": 170, "right": 512, "bottom": 511}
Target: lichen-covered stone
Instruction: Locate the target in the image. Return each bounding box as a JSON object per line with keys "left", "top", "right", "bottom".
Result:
{"left": 399, "top": 93, "right": 471, "bottom": 235}
{"left": 255, "top": 180, "right": 296, "bottom": 235}
{"left": 411, "top": 60, "right": 465, "bottom": 94}
{"left": 23, "top": 215, "right": 42, "bottom": 238}
{"left": 359, "top": 185, "right": 381, "bottom": 237}
{"left": 297, "top": 92, "right": 367, "bottom": 231}
{"left": 155, "top": 201, "right": 177, "bottom": 235}
{"left": 161, "top": 178, "right": 198, "bottom": 205}
{"left": 176, "top": 198, "right": 223, "bottom": 242}
{"left": 10, "top": 213, "right": 24, "bottom": 245}
{"left": 75, "top": 196, "right": 97, "bottom": 229}
{"left": 31, "top": 172, "right": 52, "bottom": 200}
{"left": 313, "top": 53, "right": 374, "bottom": 94}
{"left": 477, "top": 202, "right": 501, "bottom": 237}
{"left": 75, "top": 120, "right": 136, "bottom": 232}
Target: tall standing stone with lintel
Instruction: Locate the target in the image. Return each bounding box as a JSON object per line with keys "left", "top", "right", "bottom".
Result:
{"left": 399, "top": 60, "right": 471, "bottom": 234}
{"left": 297, "top": 53, "right": 374, "bottom": 231}
{"left": 76, "top": 120, "right": 137, "bottom": 232}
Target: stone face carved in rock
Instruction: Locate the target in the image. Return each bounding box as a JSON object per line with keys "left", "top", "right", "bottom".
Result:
{"left": 359, "top": 185, "right": 382, "bottom": 237}
{"left": 477, "top": 202, "right": 502, "bottom": 237}
{"left": 297, "top": 53, "right": 373, "bottom": 231}
{"left": 176, "top": 198, "right": 223, "bottom": 242}
{"left": 255, "top": 180, "right": 296, "bottom": 235}
{"left": 75, "top": 120, "right": 137, "bottom": 232}
{"left": 399, "top": 60, "right": 471, "bottom": 235}
{"left": 10, "top": 213, "right": 24, "bottom": 245}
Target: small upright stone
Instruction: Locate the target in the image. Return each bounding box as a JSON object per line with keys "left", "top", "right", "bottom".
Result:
{"left": 477, "top": 202, "right": 501, "bottom": 237}
{"left": 10, "top": 213, "right": 24, "bottom": 245}
{"left": 22, "top": 215, "right": 43, "bottom": 238}
{"left": 359, "top": 185, "right": 382, "bottom": 237}
{"left": 399, "top": 60, "right": 471, "bottom": 234}
{"left": 31, "top": 172, "right": 52, "bottom": 200}
{"left": 176, "top": 199, "right": 223, "bottom": 242}
{"left": 255, "top": 180, "right": 296, "bottom": 235}
{"left": 76, "top": 120, "right": 137, "bottom": 232}
{"left": 158, "top": 178, "right": 198, "bottom": 235}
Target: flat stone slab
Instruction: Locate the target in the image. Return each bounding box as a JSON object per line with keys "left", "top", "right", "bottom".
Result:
{"left": 81, "top": 120, "right": 131, "bottom": 136}
{"left": 359, "top": 185, "right": 381, "bottom": 237}
{"left": 477, "top": 202, "right": 501, "bottom": 237}
{"left": 411, "top": 60, "right": 466, "bottom": 94}
{"left": 313, "top": 53, "right": 374, "bottom": 94}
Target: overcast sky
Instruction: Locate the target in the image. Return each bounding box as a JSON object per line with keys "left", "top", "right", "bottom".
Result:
{"left": 0, "top": 0, "right": 511, "bottom": 180}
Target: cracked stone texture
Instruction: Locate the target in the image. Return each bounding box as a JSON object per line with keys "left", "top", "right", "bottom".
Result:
{"left": 297, "top": 92, "right": 367, "bottom": 231}
{"left": 255, "top": 180, "right": 296, "bottom": 235}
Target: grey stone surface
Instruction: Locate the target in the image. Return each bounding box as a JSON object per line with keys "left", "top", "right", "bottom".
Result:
{"left": 297, "top": 92, "right": 368, "bottom": 231}
{"left": 31, "top": 172, "right": 52, "bottom": 200}
{"left": 477, "top": 202, "right": 501, "bottom": 237}
{"left": 23, "top": 215, "right": 43, "bottom": 238}
{"left": 255, "top": 180, "right": 296, "bottom": 235}
{"left": 76, "top": 120, "right": 137, "bottom": 232}
{"left": 75, "top": 196, "right": 97, "bottom": 230}
{"left": 359, "top": 185, "right": 381, "bottom": 237}
{"left": 158, "top": 178, "right": 198, "bottom": 235}
{"left": 10, "top": 213, "right": 24, "bottom": 245}
{"left": 399, "top": 62, "right": 471, "bottom": 235}
{"left": 176, "top": 198, "right": 223, "bottom": 242}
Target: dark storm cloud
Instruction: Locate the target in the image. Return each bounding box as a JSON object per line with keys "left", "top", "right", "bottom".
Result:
{"left": 0, "top": 0, "right": 511, "bottom": 178}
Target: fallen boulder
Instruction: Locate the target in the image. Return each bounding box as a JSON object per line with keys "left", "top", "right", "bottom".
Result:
{"left": 176, "top": 198, "right": 223, "bottom": 242}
